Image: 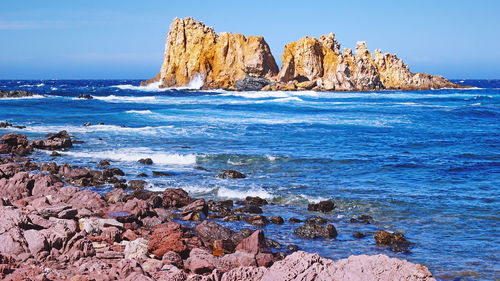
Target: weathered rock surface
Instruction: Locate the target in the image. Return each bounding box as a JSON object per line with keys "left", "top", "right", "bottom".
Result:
{"left": 0, "top": 90, "right": 35, "bottom": 98}
{"left": 143, "top": 18, "right": 464, "bottom": 91}
{"left": 143, "top": 17, "right": 279, "bottom": 90}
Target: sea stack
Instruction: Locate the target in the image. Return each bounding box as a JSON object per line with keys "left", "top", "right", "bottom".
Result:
{"left": 143, "top": 17, "right": 463, "bottom": 91}
{"left": 141, "top": 17, "right": 279, "bottom": 89}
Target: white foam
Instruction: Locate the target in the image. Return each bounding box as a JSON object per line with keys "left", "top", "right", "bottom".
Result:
{"left": 63, "top": 148, "right": 197, "bottom": 166}
{"left": 94, "top": 95, "right": 157, "bottom": 103}
{"left": 50, "top": 87, "right": 58, "bottom": 91}
{"left": 111, "top": 82, "right": 170, "bottom": 92}
{"left": 0, "top": 94, "right": 45, "bottom": 100}
{"left": 216, "top": 186, "right": 273, "bottom": 200}
{"left": 172, "top": 73, "right": 205, "bottom": 90}
{"left": 221, "top": 91, "right": 289, "bottom": 99}
{"left": 125, "top": 110, "right": 153, "bottom": 114}
{"left": 14, "top": 124, "right": 174, "bottom": 135}
{"left": 36, "top": 83, "right": 44, "bottom": 87}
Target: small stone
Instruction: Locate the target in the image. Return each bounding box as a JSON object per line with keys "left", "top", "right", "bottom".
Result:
{"left": 138, "top": 158, "right": 153, "bottom": 165}
{"left": 308, "top": 200, "right": 335, "bottom": 213}
{"left": 269, "top": 216, "right": 284, "bottom": 225}
{"left": 216, "top": 170, "right": 246, "bottom": 179}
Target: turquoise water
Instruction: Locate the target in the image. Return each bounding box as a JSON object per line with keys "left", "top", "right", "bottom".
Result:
{"left": 1, "top": 80, "right": 499, "bottom": 280}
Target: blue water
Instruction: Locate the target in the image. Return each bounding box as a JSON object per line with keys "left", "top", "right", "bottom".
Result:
{"left": 1, "top": 79, "right": 499, "bottom": 280}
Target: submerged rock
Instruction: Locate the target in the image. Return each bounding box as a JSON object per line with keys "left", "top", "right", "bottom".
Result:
{"left": 308, "top": 200, "right": 335, "bottom": 213}
{"left": 294, "top": 223, "right": 338, "bottom": 239}
{"left": 216, "top": 170, "right": 246, "bottom": 179}
{"left": 375, "top": 230, "right": 411, "bottom": 252}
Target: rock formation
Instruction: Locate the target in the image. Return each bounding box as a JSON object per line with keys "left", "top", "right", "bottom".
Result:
{"left": 143, "top": 18, "right": 464, "bottom": 91}
{"left": 142, "top": 17, "right": 279, "bottom": 89}
{"left": 275, "top": 36, "right": 460, "bottom": 91}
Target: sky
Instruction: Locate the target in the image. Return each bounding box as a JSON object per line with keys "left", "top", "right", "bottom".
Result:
{"left": 0, "top": 0, "right": 499, "bottom": 79}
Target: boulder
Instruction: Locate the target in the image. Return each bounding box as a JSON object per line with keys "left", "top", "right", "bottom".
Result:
{"left": 138, "top": 158, "right": 153, "bottom": 165}
{"left": 124, "top": 237, "right": 149, "bottom": 260}
{"left": 294, "top": 223, "right": 337, "bottom": 239}
{"left": 307, "top": 200, "right": 335, "bottom": 213}
{"left": 216, "top": 170, "right": 246, "bottom": 179}
{"left": 31, "top": 131, "right": 72, "bottom": 150}
{"left": 180, "top": 199, "right": 208, "bottom": 221}
{"left": 374, "top": 230, "right": 411, "bottom": 252}
{"left": 162, "top": 188, "right": 193, "bottom": 208}
{"left": 148, "top": 222, "right": 188, "bottom": 257}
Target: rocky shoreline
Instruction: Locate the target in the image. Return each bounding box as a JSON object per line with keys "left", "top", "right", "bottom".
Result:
{"left": 0, "top": 132, "right": 436, "bottom": 280}
{"left": 142, "top": 17, "right": 467, "bottom": 92}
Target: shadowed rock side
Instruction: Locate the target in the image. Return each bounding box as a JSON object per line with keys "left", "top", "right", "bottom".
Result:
{"left": 142, "top": 17, "right": 279, "bottom": 89}
{"left": 143, "top": 18, "right": 464, "bottom": 91}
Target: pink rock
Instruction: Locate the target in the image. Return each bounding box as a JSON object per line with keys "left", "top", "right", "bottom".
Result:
{"left": 235, "top": 230, "right": 271, "bottom": 255}
{"left": 148, "top": 222, "right": 187, "bottom": 257}
{"left": 0, "top": 172, "right": 34, "bottom": 201}
{"left": 23, "top": 229, "right": 49, "bottom": 257}
{"left": 161, "top": 251, "right": 183, "bottom": 268}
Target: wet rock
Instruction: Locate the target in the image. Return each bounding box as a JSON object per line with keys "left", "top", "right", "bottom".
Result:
{"left": 138, "top": 158, "right": 153, "bottom": 165}
{"left": 216, "top": 170, "right": 246, "bottom": 179}
{"left": 208, "top": 201, "right": 232, "bottom": 217}
{"left": 233, "top": 204, "right": 262, "bottom": 214}
{"left": 103, "top": 168, "right": 125, "bottom": 178}
{"left": 353, "top": 232, "right": 367, "bottom": 239}
{"left": 304, "top": 216, "right": 327, "bottom": 225}
{"left": 285, "top": 244, "right": 299, "bottom": 252}
{"left": 31, "top": 131, "right": 72, "bottom": 150}
{"left": 269, "top": 216, "right": 284, "bottom": 225}
{"left": 265, "top": 238, "right": 282, "bottom": 250}
{"left": 0, "top": 90, "right": 35, "bottom": 98}
{"left": 245, "top": 215, "right": 268, "bottom": 226}
{"left": 0, "top": 133, "right": 30, "bottom": 155}
{"left": 152, "top": 171, "right": 173, "bottom": 177}
{"left": 180, "top": 199, "right": 208, "bottom": 221}
{"left": 307, "top": 200, "right": 335, "bottom": 213}
{"left": 77, "top": 94, "right": 93, "bottom": 99}
{"left": 162, "top": 188, "right": 193, "bottom": 208}
{"left": 127, "top": 180, "right": 146, "bottom": 190}
{"left": 196, "top": 221, "right": 235, "bottom": 251}
{"left": 137, "top": 173, "right": 147, "bottom": 177}
{"left": 374, "top": 230, "right": 411, "bottom": 252}
{"left": 223, "top": 215, "right": 245, "bottom": 222}
{"left": 237, "top": 196, "right": 268, "bottom": 206}
{"left": 82, "top": 122, "right": 91, "bottom": 127}
{"left": 294, "top": 223, "right": 338, "bottom": 239}
{"left": 50, "top": 151, "right": 61, "bottom": 157}
{"left": 235, "top": 74, "right": 273, "bottom": 91}
{"left": 98, "top": 160, "right": 110, "bottom": 167}
{"left": 0, "top": 121, "right": 12, "bottom": 128}
{"left": 235, "top": 230, "right": 274, "bottom": 267}
{"left": 289, "top": 218, "right": 302, "bottom": 223}
{"left": 148, "top": 222, "right": 188, "bottom": 257}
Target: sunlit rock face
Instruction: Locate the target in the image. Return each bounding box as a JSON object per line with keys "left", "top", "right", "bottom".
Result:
{"left": 142, "top": 17, "right": 279, "bottom": 89}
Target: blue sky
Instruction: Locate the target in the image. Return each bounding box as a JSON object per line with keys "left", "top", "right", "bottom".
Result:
{"left": 1, "top": 0, "right": 499, "bottom": 79}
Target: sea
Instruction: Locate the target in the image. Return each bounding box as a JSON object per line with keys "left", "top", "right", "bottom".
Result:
{"left": 0, "top": 79, "right": 498, "bottom": 280}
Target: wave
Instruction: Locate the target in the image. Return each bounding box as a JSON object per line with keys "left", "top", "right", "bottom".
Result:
{"left": 93, "top": 95, "right": 157, "bottom": 103}
{"left": 125, "top": 110, "right": 153, "bottom": 114}
{"left": 13, "top": 124, "right": 174, "bottom": 135}
{"left": 0, "top": 94, "right": 45, "bottom": 100}
{"left": 62, "top": 148, "right": 197, "bottom": 166}
{"left": 216, "top": 186, "right": 273, "bottom": 200}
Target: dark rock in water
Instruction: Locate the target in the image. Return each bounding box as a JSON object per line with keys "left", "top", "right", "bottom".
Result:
{"left": 13, "top": 125, "right": 26, "bottom": 129}
{"left": 207, "top": 201, "right": 232, "bottom": 217}
{"left": 195, "top": 221, "right": 236, "bottom": 252}
{"left": 289, "top": 217, "right": 302, "bottom": 223}
{"left": 237, "top": 196, "right": 268, "bottom": 206}
{"left": 72, "top": 140, "right": 84, "bottom": 144}
{"left": 223, "top": 214, "right": 245, "bottom": 222}
{"left": 98, "top": 159, "right": 110, "bottom": 167}
{"left": 98, "top": 122, "right": 104, "bottom": 125}
{"left": 234, "top": 74, "right": 274, "bottom": 91}
{"left": 353, "top": 232, "right": 367, "bottom": 239}
{"left": 113, "top": 182, "right": 128, "bottom": 189}
{"left": 308, "top": 200, "right": 335, "bottom": 213}
{"left": 31, "top": 130, "right": 72, "bottom": 150}
{"left": 269, "top": 216, "right": 284, "bottom": 225}
{"left": 138, "top": 158, "right": 153, "bottom": 165}
{"left": 374, "top": 230, "right": 411, "bottom": 252}
{"left": 294, "top": 223, "right": 338, "bottom": 239}
{"left": 216, "top": 170, "right": 246, "bottom": 179}
{"left": 350, "top": 215, "right": 372, "bottom": 224}
{"left": 0, "top": 133, "right": 30, "bottom": 155}
{"left": 194, "top": 166, "right": 209, "bottom": 171}
{"left": 265, "top": 238, "right": 282, "bottom": 249}
{"left": 305, "top": 216, "right": 327, "bottom": 225}
{"left": 233, "top": 204, "right": 263, "bottom": 214}
{"left": 50, "top": 151, "right": 61, "bottom": 157}
{"left": 245, "top": 215, "right": 268, "bottom": 226}
{"left": 0, "top": 89, "right": 35, "bottom": 98}
{"left": 82, "top": 122, "right": 91, "bottom": 127}
{"left": 285, "top": 244, "right": 299, "bottom": 252}
{"left": 152, "top": 171, "right": 173, "bottom": 177}
{"left": 137, "top": 173, "right": 148, "bottom": 177}
{"left": 103, "top": 168, "right": 125, "bottom": 178}
{"left": 127, "top": 180, "right": 147, "bottom": 190}
{"left": 0, "top": 122, "right": 12, "bottom": 128}
{"left": 77, "top": 94, "right": 93, "bottom": 99}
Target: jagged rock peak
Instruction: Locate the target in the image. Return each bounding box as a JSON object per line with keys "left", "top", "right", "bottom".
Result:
{"left": 141, "top": 17, "right": 279, "bottom": 89}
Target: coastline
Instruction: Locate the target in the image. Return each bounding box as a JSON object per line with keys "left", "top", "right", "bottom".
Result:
{"left": 0, "top": 132, "right": 436, "bottom": 280}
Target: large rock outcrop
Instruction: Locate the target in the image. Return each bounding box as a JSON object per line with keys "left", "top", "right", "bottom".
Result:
{"left": 276, "top": 35, "right": 460, "bottom": 91}
{"left": 143, "top": 17, "right": 279, "bottom": 89}
{"left": 143, "top": 18, "right": 464, "bottom": 91}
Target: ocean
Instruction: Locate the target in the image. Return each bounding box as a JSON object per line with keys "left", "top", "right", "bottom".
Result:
{"left": 0, "top": 79, "right": 499, "bottom": 280}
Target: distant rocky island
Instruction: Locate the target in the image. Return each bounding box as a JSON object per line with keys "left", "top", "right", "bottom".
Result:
{"left": 142, "top": 17, "right": 464, "bottom": 91}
